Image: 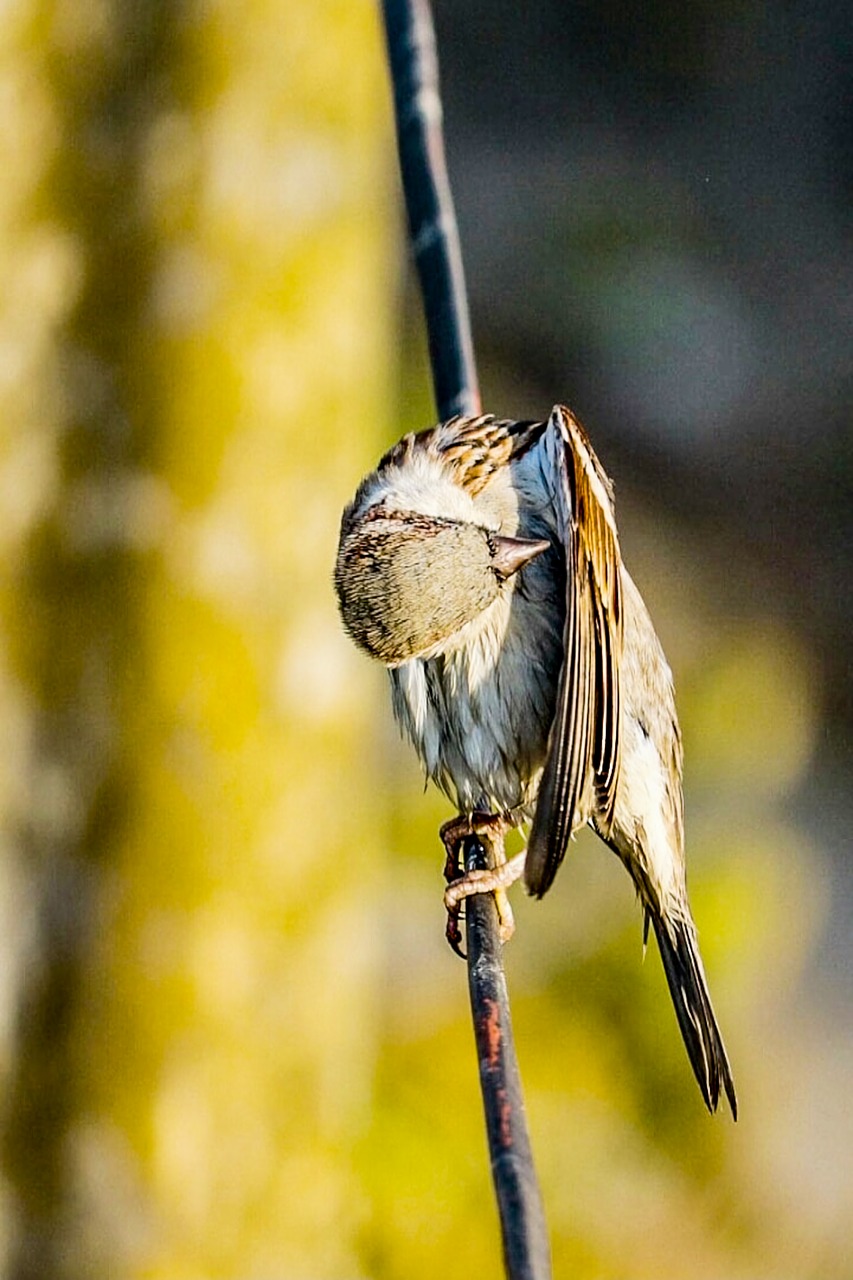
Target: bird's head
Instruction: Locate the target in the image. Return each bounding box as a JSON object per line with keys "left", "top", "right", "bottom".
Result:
{"left": 334, "top": 505, "right": 548, "bottom": 666}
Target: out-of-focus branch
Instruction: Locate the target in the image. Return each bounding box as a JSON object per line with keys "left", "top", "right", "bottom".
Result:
{"left": 381, "top": 0, "right": 480, "bottom": 420}
{"left": 380, "top": 3, "right": 551, "bottom": 1276}
{"left": 464, "top": 834, "right": 552, "bottom": 1280}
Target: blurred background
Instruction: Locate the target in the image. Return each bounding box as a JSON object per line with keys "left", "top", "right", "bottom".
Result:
{"left": 0, "top": 0, "right": 849, "bottom": 1277}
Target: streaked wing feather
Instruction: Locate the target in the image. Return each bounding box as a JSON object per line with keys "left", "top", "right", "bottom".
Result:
{"left": 402, "top": 414, "right": 545, "bottom": 495}
{"left": 525, "top": 405, "right": 623, "bottom": 897}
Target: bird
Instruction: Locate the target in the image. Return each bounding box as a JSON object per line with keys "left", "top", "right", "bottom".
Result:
{"left": 334, "top": 403, "right": 736, "bottom": 1117}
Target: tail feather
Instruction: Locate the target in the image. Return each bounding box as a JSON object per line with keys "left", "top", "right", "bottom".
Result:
{"left": 652, "top": 913, "right": 737, "bottom": 1119}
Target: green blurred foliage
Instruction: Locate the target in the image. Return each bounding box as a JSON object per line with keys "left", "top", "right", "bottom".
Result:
{"left": 0, "top": 2, "right": 847, "bottom": 1279}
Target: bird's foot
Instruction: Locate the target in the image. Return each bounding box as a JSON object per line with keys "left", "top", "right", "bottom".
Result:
{"left": 440, "top": 812, "right": 519, "bottom": 957}
{"left": 444, "top": 853, "right": 526, "bottom": 951}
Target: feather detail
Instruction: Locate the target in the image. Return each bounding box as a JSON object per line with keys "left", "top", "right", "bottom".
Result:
{"left": 428, "top": 414, "right": 544, "bottom": 495}
{"left": 651, "top": 912, "right": 738, "bottom": 1118}
{"left": 525, "top": 405, "right": 623, "bottom": 897}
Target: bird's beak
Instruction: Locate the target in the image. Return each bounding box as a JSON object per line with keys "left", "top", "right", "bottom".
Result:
{"left": 491, "top": 535, "right": 551, "bottom": 581}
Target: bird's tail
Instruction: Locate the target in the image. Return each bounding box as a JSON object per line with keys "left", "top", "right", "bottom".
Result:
{"left": 650, "top": 911, "right": 737, "bottom": 1119}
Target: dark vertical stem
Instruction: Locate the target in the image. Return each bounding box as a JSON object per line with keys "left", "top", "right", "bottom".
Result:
{"left": 381, "top": 0, "right": 481, "bottom": 420}
{"left": 464, "top": 838, "right": 553, "bottom": 1280}
{"left": 381, "top": 3, "right": 551, "bottom": 1276}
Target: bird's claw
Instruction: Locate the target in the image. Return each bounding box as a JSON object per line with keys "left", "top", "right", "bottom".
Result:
{"left": 440, "top": 811, "right": 511, "bottom": 959}
{"left": 440, "top": 808, "right": 524, "bottom": 958}
{"left": 443, "top": 860, "right": 524, "bottom": 949}
{"left": 445, "top": 901, "right": 466, "bottom": 958}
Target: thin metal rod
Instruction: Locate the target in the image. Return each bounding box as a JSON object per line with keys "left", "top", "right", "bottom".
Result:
{"left": 464, "top": 836, "right": 552, "bottom": 1280}
{"left": 381, "top": 0, "right": 481, "bottom": 420}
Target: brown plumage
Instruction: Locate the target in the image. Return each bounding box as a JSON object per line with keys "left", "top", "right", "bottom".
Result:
{"left": 335, "top": 404, "right": 736, "bottom": 1116}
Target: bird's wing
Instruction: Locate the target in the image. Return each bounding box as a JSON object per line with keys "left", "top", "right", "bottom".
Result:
{"left": 524, "top": 405, "right": 624, "bottom": 897}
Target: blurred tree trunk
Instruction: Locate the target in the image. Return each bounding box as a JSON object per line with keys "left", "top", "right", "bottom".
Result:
{"left": 0, "top": 2, "right": 393, "bottom": 1276}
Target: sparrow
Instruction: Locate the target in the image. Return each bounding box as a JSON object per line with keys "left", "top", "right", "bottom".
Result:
{"left": 334, "top": 404, "right": 736, "bottom": 1117}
